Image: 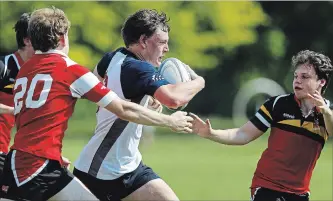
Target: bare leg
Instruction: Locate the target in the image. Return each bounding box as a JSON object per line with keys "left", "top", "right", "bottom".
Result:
{"left": 122, "top": 178, "right": 179, "bottom": 201}
{"left": 49, "top": 177, "right": 98, "bottom": 201}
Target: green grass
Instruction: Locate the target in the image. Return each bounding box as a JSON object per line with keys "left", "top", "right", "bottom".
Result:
{"left": 140, "top": 134, "right": 332, "bottom": 200}
{"left": 61, "top": 101, "right": 332, "bottom": 200}
{"left": 63, "top": 135, "right": 332, "bottom": 200}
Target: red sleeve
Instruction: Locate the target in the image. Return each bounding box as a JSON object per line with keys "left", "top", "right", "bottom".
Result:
{"left": 65, "top": 62, "right": 119, "bottom": 108}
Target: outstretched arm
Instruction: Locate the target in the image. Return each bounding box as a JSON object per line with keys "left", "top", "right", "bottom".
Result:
{"left": 189, "top": 113, "right": 265, "bottom": 145}
{"left": 105, "top": 97, "right": 193, "bottom": 133}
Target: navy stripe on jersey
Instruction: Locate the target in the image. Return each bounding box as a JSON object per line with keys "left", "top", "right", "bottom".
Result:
{"left": 96, "top": 48, "right": 170, "bottom": 99}
{"left": 88, "top": 96, "right": 143, "bottom": 177}
{"left": 88, "top": 119, "right": 129, "bottom": 177}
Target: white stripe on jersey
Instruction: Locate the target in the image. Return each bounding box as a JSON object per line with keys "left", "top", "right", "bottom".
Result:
{"left": 63, "top": 57, "right": 77, "bottom": 67}
{"left": 70, "top": 72, "right": 100, "bottom": 98}
{"left": 11, "top": 54, "right": 21, "bottom": 70}
{"left": 3, "top": 55, "right": 11, "bottom": 77}
{"left": 255, "top": 112, "right": 271, "bottom": 128}
{"left": 97, "top": 91, "right": 119, "bottom": 108}
{"left": 273, "top": 94, "right": 289, "bottom": 110}
{"left": 11, "top": 150, "right": 49, "bottom": 187}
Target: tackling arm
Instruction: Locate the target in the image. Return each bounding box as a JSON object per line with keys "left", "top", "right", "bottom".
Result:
{"left": 105, "top": 97, "right": 193, "bottom": 132}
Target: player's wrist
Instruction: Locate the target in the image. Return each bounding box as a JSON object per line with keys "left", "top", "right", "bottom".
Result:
{"left": 165, "top": 115, "right": 176, "bottom": 129}
{"left": 321, "top": 106, "right": 332, "bottom": 115}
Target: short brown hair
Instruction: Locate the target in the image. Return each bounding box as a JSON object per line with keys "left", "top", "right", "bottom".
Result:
{"left": 28, "top": 7, "right": 70, "bottom": 52}
{"left": 292, "top": 50, "right": 333, "bottom": 94}
{"left": 121, "top": 9, "right": 170, "bottom": 47}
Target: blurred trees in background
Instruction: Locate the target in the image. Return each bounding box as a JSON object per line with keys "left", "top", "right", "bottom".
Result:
{"left": 1, "top": 1, "right": 332, "bottom": 117}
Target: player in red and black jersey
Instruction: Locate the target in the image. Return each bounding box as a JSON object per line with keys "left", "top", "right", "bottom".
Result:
{"left": 0, "top": 13, "right": 34, "bottom": 175}
{"left": 190, "top": 50, "right": 333, "bottom": 201}
{"left": 0, "top": 7, "right": 193, "bottom": 201}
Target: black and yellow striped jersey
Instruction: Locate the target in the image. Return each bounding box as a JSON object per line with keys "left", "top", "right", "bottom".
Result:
{"left": 250, "top": 93, "right": 331, "bottom": 194}
{"left": 0, "top": 52, "right": 23, "bottom": 94}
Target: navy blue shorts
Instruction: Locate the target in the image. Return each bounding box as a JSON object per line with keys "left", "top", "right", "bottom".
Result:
{"left": 73, "top": 161, "right": 160, "bottom": 201}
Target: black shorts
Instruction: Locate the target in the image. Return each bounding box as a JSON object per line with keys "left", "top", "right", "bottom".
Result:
{"left": 251, "top": 187, "right": 309, "bottom": 201}
{"left": 0, "top": 150, "right": 73, "bottom": 201}
{"left": 73, "top": 161, "right": 160, "bottom": 201}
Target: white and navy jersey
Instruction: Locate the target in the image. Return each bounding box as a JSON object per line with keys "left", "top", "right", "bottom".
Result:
{"left": 75, "top": 47, "right": 169, "bottom": 180}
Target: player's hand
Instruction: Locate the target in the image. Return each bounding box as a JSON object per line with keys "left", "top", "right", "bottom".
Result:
{"left": 62, "top": 156, "right": 71, "bottom": 170}
{"left": 148, "top": 96, "right": 163, "bottom": 113}
{"left": 189, "top": 113, "right": 212, "bottom": 138}
{"left": 307, "top": 90, "right": 331, "bottom": 114}
{"left": 182, "top": 62, "right": 199, "bottom": 80}
{"left": 170, "top": 111, "right": 193, "bottom": 133}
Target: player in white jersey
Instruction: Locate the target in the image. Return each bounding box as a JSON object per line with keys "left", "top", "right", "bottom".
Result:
{"left": 74, "top": 9, "right": 205, "bottom": 201}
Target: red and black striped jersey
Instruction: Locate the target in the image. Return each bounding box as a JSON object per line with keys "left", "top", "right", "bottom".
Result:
{"left": 250, "top": 93, "right": 331, "bottom": 194}
{"left": 11, "top": 50, "right": 119, "bottom": 163}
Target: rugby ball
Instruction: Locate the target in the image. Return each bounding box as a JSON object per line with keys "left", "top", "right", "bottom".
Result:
{"left": 158, "top": 58, "right": 191, "bottom": 110}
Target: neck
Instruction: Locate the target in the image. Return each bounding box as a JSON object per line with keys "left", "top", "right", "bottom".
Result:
{"left": 300, "top": 98, "right": 315, "bottom": 115}
{"left": 127, "top": 46, "right": 145, "bottom": 61}
{"left": 55, "top": 45, "right": 67, "bottom": 55}
{"left": 17, "top": 48, "right": 30, "bottom": 62}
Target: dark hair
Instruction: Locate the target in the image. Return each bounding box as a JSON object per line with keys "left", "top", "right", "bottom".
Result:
{"left": 14, "top": 13, "right": 30, "bottom": 49}
{"left": 121, "top": 9, "right": 170, "bottom": 47}
{"left": 292, "top": 50, "right": 333, "bottom": 94}
{"left": 28, "top": 7, "right": 70, "bottom": 52}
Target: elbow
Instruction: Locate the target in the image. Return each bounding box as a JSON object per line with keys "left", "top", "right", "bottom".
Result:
{"left": 161, "top": 96, "right": 185, "bottom": 109}
{"left": 115, "top": 111, "right": 128, "bottom": 121}
{"left": 110, "top": 101, "right": 131, "bottom": 122}
{"left": 239, "top": 140, "right": 251, "bottom": 145}
{"left": 197, "top": 76, "right": 205, "bottom": 90}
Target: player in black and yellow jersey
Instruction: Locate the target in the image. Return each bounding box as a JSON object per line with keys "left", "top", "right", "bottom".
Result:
{"left": 190, "top": 50, "right": 332, "bottom": 201}
{"left": 0, "top": 13, "right": 34, "bottom": 173}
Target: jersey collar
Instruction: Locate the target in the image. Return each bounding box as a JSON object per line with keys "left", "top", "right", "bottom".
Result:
{"left": 35, "top": 49, "right": 68, "bottom": 57}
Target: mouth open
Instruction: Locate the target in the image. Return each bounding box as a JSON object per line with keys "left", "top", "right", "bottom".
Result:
{"left": 294, "top": 86, "right": 302, "bottom": 90}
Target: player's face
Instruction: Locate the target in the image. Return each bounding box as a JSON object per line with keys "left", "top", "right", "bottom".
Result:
{"left": 293, "top": 64, "right": 323, "bottom": 99}
{"left": 144, "top": 28, "right": 169, "bottom": 67}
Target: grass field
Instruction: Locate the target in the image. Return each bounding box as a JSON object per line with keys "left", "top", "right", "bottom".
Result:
{"left": 60, "top": 100, "right": 333, "bottom": 201}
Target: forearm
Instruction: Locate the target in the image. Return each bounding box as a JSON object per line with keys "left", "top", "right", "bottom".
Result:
{"left": 0, "top": 104, "right": 14, "bottom": 114}
{"left": 115, "top": 100, "right": 173, "bottom": 128}
{"left": 207, "top": 128, "right": 252, "bottom": 145}
{"left": 170, "top": 77, "right": 205, "bottom": 106}
{"left": 322, "top": 108, "right": 333, "bottom": 136}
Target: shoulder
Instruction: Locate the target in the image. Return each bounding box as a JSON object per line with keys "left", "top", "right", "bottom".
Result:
{"left": 123, "top": 58, "right": 155, "bottom": 72}
{"left": 98, "top": 52, "right": 116, "bottom": 66}
{"left": 268, "top": 93, "right": 293, "bottom": 106}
